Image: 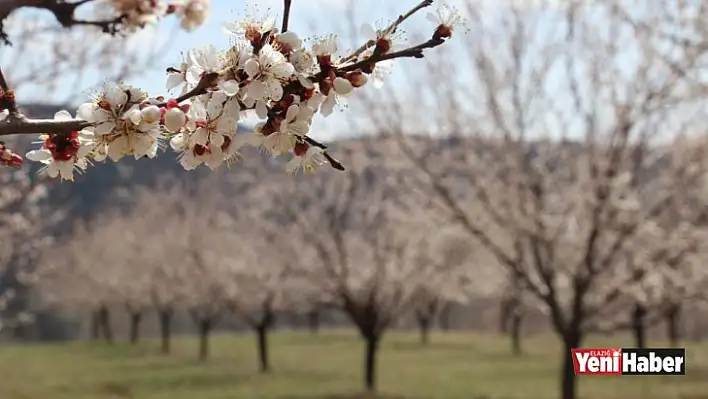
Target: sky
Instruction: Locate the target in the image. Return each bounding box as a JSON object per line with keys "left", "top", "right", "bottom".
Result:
{"left": 3, "top": 0, "right": 699, "bottom": 143}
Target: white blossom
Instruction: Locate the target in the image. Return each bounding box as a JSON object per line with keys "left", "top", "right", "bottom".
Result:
{"left": 426, "top": 1, "right": 466, "bottom": 33}
{"left": 24, "top": 111, "right": 94, "bottom": 181}
{"left": 222, "top": 11, "right": 275, "bottom": 37}
{"left": 312, "top": 35, "right": 338, "bottom": 57}
{"left": 285, "top": 145, "right": 327, "bottom": 174}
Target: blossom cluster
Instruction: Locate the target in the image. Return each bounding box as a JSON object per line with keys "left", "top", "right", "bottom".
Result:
{"left": 0, "top": 141, "right": 23, "bottom": 168}
{"left": 98, "top": 0, "right": 210, "bottom": 32}
{"left": 23, "top": 1, "right": 466, "bottom": 181}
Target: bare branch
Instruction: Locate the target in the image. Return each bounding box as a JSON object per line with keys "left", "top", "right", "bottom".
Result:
{"left": 281, "top": 0, "right": 292, "bottom": 33}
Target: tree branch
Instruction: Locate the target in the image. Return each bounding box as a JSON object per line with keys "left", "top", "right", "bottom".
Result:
{"left": 340, "top": 38, "right": 445, "bottom": 73}
{"left": 341, "top": 0, "right": 433, "bottom": 63}
{"left": 281, "top": 0, "right": 292, "bottom": 33}
{"left": 0, "top": 0, "right": 129, "bottom": 45}
{"left": 0, "top": 116, "right": 91, "bottom": 136}
{"left": 0, "top": 70, "right": 221, "bottom": 137}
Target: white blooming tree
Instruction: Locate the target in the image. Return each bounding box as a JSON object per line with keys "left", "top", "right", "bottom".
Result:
{"left": 221, "top": 219, "right": 312, "bottom": 374}
{"left": 34, "top": 218, "right": 129, "bottom": 342}
{"left": 0, "top": 0, "right": 464, "bottom": 181}
{"left": 263, "top": 164, "right": 440, "bottom": 393}
{"left": 0, "top": 146, "right": 47, "bottom": 333}
{"left": 98, "top": 184, "right": 196, "bottom": 351}
{"left": 50, "top": 208, "right": 157, "bottom": 344}
{"left": 619, "top": 141, "right": 708, "bottom": 348}
{"left": 150, "top": 193, "right": 231, "bottom": 361}
{"left": 407, "top": 227, "right": 475, "bottom": 346}
{"left": 139, "top": 213, "right": 190, "bottom": 354}
{"left": 384, "top": 2, "right": 708, "bottom": 399}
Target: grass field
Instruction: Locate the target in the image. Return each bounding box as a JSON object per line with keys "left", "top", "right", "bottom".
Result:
{"left": 0, "top": 330, "right": 705, "bottom": 399}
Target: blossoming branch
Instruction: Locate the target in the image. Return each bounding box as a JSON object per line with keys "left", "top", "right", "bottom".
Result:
{"left": 0, "top": 0, "right": 465, "bottom": 180}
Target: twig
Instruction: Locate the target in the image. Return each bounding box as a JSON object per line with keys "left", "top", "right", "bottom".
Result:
{"left": 303, "top": 136, "right": 344, "bottom": 171}
{"left": 339, "top": 38, "right": 445, "bottom": 73}
{"left": 0, "top": 0, "right": 128, "bottom": 44}
{"left": 281, "top": 0, "right": 292, "bottom": 33}
{"left": 0, "top": 117, "right": 91, "bottom": 136}
{"left": 0, "top": 71, "right": 221, "bottom": 137}
{"left": 60, "top": 15, "right": 127, "bottom": 35}
{"left": 0, "top": 65, "right": 17, "bottom": 114}
{"left": 342, "top": 0, "right": 434, "bottom": 63}
{"left": 156, "top": 71, "right": 220, "bottom": 107}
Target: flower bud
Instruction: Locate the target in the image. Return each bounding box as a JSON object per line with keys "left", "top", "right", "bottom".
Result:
{"left": 433, "top": 24, "right": 453, "bottom": 40}
{"left": 345, "top": 71, "right": 368, "bottom": 88}
{"left": 333, "top": 77, "right": 353, "bottom": 95}
{"left": 278, "top": 31, "right": 302, "bottom": 51}
{"left": 141, "top": 105, "right": 162, "bottom": 124}
{"left": 374, "top": 38, "right": 391, "bottom": 55}
{"left": 293, "top": 142, "right": 308, "bottom": 156}
{"left": 125, "top": 108, "right": 143, "bottom": 125}
{"left": 164, "top": 108, "right": 187, "bottom": 133}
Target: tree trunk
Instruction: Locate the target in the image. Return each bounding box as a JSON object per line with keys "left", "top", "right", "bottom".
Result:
{"left": 561, "top": 331, "right": 582, "bottom": 399}
{"left": 510, "top": 312, "right": 522, "bottom": 356}
{"left": 364, "top": 334, "right": 380, "bottom": 392}
{"left": 90, "top": 309, "right": 100, "bottom": 340}
{"left": 631, "top": 303, "right": 647, "bottom": 348}
{"left": 307, "top": 309, "right": 319, "bottom": 334}
{"left": 129, "top": 312, "right": 142, "bottom": 344}
{"left": 256, "top": 325, "right": 270, "bottom": 373}
{"left": 499, "top": 299, "right": 510, "bottom": 334}
{"left": 438, "top": 304, "right": 451, "bottom": 331}
{"left": 688, "top": 310, "right": 704, "bottom": 342}
{"left": 666, "top": 305, "right": 681, "bottom": 347}
{"left": 98, "top": 306, "right": 113, "bottom": 343}
{"left": 198, "top": 319, "right": 211, "bottom": 361}
{"left": 158, "top": 309, "right": 173, "bottom": 354}
{"left": 417, "top": 316, "right": 431, "bottom": 346}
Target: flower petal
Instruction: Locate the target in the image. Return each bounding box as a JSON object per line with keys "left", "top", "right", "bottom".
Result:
{"left": 360, "top": 23, "right": 377, "bottom": 40}
{"left": 166, "top": 73, "right": 185, "bottom": 90}
{"left": 95, "top": 121, "right": 116, "bottom": 135}
{"left": 192, "top": 128, "right": 209, "bottom": 146}
{"left": 25, "top": 149, "right": 52, "bottom": 162}
{"left": 54, "top": 110, "right": 72, "bottom": 121}
{"left": 255, "top": 100, "right": 268, "bottom": 119}
{"left": 244, "top": 58, "right": 260, "bottom": 78}
{"left": 170, "top": 133, "right": 186, "bottom": 151}
{"left": 77, "top": 103, "right": 98, "bottom": 122}
{"left": 46, "top": 162, "right": 59, "bottom": 178}
{"left": 57, "top": 162, "right": 75, "bottom": 181}
{"left": 106, "top": 87, "right": 128, "bottom": 107}
{"left": 220, "top": 80, "right": 240, "bottom": 96}
{"left": 107, "top": 136, "right": 127, "bottom": 161}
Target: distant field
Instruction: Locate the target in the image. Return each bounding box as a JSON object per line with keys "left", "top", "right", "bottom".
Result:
{"left": 0, "top": 330, "right": 705, "bottom": 399}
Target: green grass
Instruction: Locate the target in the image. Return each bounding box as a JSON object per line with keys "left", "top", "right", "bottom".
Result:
{"left": 0, "top": 330, "right": 705, "bottom": 399}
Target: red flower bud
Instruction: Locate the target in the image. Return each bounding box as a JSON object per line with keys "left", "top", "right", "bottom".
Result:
{"left": 374, "top": 38, "right": 391, "bottom": 55}
{"left": 433, "top": 25, "right": 453, "bottom": 40}
{"left": 294, "top": 142, "right": 308, "bottom": 156}
{"left": 345, "top": 71, "right": 368, "bottom": 88}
